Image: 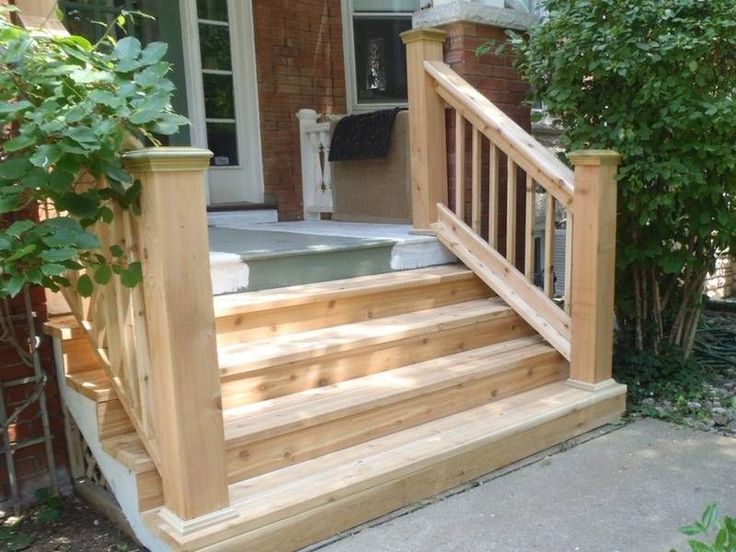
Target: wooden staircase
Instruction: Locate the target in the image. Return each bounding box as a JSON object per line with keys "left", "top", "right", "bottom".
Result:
{"left": 49, "top": 265, "right": 625, "bottom": 551}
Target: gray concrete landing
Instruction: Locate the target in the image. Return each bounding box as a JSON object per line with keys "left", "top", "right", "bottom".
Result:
{"left": 207, "top": 221, "right": 456, "bottom": 294}
{"left": 315, "top": 419, "right": 736, "bottom": 552}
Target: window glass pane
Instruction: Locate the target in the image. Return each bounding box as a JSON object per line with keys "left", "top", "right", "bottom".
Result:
{"left": 352, "top": 0, "right": 417, "bottom": 12}
{"left": 199, "top": 23, "right": 232, "bottom": 70}
{"left": 353, "top": 16, "right": 411, "bottom": 104}
{"left": 202, "top": 73, "right": 235, "bottom": 119}
{"left": 197, "top": 0, "right": 228, "bottom": 21}
{"left": 207, "top": 122, "right": 239, "bottom": 166}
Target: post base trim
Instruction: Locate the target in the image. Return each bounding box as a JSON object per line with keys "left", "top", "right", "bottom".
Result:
{"left": 159, "top": 506, "right": 237, "bottom": 536}
{"left": 565, "top": 378, "right": 618, "bottom": 393}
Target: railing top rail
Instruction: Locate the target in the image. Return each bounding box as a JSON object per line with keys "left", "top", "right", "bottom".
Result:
{"left": 424, "top": 61, "right": 576, "bottom": 209}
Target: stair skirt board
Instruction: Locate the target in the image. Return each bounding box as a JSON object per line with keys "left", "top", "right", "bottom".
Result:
{"left": 54, "top": 346, "right": 170, "bottom": 552}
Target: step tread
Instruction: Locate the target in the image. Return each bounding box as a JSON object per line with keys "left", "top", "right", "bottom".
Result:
{"left": 152, "top": 381, "right": 626, "bottom": 548}
{"left": 218, "top": 298, "right": 513, "bottom": 375}
{"left": 222, "top": 335, "right": 555, "bottom": 446}
{"left": 213, "top": 265, "right": 475, "bottom": 317}
{"left": 44, "top": 314, "right": 83, "bottom": 340}
{"left": 66, "top": 370, "right": 113, "bottom": 402}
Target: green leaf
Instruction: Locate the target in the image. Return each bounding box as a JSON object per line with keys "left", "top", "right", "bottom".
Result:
{"left": 5, "top": 244, "right": 37, "bottom": 262}
{"left": 65, "top": 126, "right": 97, "bottom": 145}
{"left": 701, "top": 503, "right": 718, "bottom": 530}
{"left": 94, "top": 263, "right": 112, "bottom": 285}
{"left": 3, "top": 134, "right": 35, "bottom": 152}
{"left": 140, "top": 41, "right": 168, "bottom": 65}
{"left": 3, "top": 274, "right": 26, "bottom": 297}
{"left": 680, "top": 522, "right": 706, "bottom": 536}
{"left": 0, "top": 100, "right": 32, "bottom": 115}
{"left": 113, "top": 36, "right": 142, "bottom": 61}
{"left": 120, "top": 261, "right": 142, "bottom": 288}
{"left": 687, "top": 541, "right": 712, "bottom": 552}
{"left": 48, "top": 170, "right": 75, "bottom": 193}
{"left": 6, "top": 219, "right": 34, "bottom": 237}
{"left": 40, "top": 247, "right": 77, "bottom": 263}
{"left": 109, "top": 244, "right": 124, "bottom": 257}
{"left": 0, "top": 193, "right": 26, "bottom": 214}
{"left": 41, "top": 263, "right": 67, "bottom": 277}
{"left": 29, "top": 144, "right": 62, "bottom": 168}
{"left": 129, "top": 109, "right": 159, "bottom": 125}
{"left": 0, "top": 158, "right": 31, "bottom": 180}
{"left": 76, "top": 274, "right": 94, "bottom": 297}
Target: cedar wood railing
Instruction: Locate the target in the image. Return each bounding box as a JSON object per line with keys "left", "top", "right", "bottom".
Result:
{"left": 401, "top": 28, "right": 622, "bottom": 388}
{"left": 14, "top": 0, "right": 234, "bottom": 532}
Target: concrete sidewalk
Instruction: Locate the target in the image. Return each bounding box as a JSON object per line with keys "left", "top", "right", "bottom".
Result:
{"left": 315, "top": 419, "right": 736, "bottom": 552}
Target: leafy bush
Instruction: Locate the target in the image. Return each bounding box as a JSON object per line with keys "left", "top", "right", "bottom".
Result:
{"left": 507, "top": 0, "right": 736, "bottom": 360}
{"left": 672, "top": 503, "right": 736, "bottom": 552}
{"left": 0, "top": 8, "right": 187, "bottom": 298}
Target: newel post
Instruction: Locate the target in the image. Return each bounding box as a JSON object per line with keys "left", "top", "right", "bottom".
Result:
{"left": 568, "top": 150, "right": 622, "bottom": 389}
{"left": 400, "top": 28, "right": 448, "bottom": 233}
{"left": 122, "top": 148, "right": 234, "bottom": 533}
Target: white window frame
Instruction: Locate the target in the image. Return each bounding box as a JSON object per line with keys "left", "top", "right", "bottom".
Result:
{"left": 341, "top": 0, "right": 419, "bottom": 113}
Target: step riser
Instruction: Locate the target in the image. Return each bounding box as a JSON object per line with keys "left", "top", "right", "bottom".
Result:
{"left": 159, "top": 390, "right": 626, "bottom": 551}
{"left": 220, "top": 312, "right": 534, "bottom": 407}
{"left": 215, "top": 276, "right": 491, "bottom": 345}
{"left": 225, "top": 352, "right": 567, "bottom": 481}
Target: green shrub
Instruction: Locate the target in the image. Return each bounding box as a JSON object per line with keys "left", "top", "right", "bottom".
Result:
{"left": 0, "top": 8, "right": 186, "bottom": 298}
{"left": 507, "top": 0, "right": 736, "bottom": 361}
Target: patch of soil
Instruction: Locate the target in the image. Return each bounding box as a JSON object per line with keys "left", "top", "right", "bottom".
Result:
{"left": 1, "top": 496, "right": 145, "bottom": 552}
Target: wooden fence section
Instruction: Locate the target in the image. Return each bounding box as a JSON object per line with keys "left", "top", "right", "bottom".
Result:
{"left": 401, "top": 29, "right": 621, "bottom": 387}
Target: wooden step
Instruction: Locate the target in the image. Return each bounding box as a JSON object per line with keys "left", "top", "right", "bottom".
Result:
{"left": 146, "top": 380, "right": 627, "bottom": 552}
{"left": 218, "top": 298, "right": 533, "bottom": 407}
{"left": 79, "top": 334, "right": 563, "bottom": 506}
{"left": 222, "top": 336, "right": 566, "bottom": 480}
{"left": 213, "top": 265, "right": 491, "bottom": 345}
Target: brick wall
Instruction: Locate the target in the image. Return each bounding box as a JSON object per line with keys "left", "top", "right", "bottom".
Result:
{"left": 0, "top": 286, "right": 70, "bottom": 509}
{"left": 441, "top": 21, "right": 531, "bottom": 267}
{"left": 253, "top": 0, "right": 347, "bottom": 220}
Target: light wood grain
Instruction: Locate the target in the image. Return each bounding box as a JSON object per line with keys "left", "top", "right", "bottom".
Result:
{"left": 455, "top": 111, "right": 466, "bottom": 220}
{"left": 524, "top": 174, "right": 535, "bottom": 280}
{"left": 506, "top": 158, "right": 518, "bottom": 265}
{"left": 471, "top": 126, "right": 482, "bottom": 233}
{"left": 488, "top": 143, "right": 499, "bottom": 248}
{"left": 401, "top": 29, "right": 448, "bottom": 231}
{"left": 544, "top": 192, "right": 556, "bottom": 297}
{"left": 568, "top": 151, "right": 621, "bottom": 384}
{"left": 434, "top": 204, "right": 571, "bottom": 359}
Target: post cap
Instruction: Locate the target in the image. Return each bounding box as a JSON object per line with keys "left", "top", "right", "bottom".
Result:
{"left": 400, "top": 28, "right": 448, "bottom": 45}
{"left": 122, "top": 147, "right": 213, "bottom": 173}
{"left": 568, "top": 150, "right": 622, "bottom": 167}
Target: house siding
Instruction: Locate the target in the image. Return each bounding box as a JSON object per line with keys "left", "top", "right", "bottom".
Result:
{"left": 253, "top": 0, "right": 347, "bottom": 220}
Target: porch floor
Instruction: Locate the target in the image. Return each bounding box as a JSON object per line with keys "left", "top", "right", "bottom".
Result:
{"left": 208, "top": 221, "right": 456, "bottom": 294}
